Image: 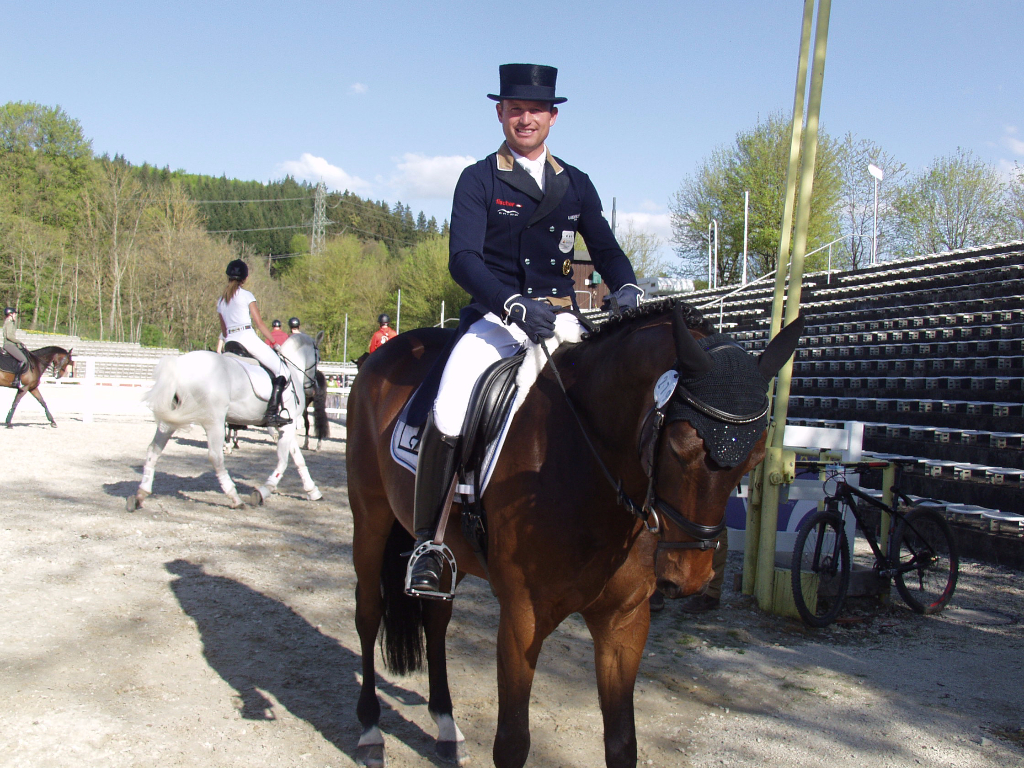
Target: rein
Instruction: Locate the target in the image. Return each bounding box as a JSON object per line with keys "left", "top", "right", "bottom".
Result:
{"left": 539, "top": 343, "right": 724, "bottom": 551}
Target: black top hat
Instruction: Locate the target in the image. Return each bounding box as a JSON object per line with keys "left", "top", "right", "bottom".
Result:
{"left": 487, "top": 64, "right": 567, "bottom": 105}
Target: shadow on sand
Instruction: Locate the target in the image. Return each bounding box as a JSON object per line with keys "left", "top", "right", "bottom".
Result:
{"left": 165, "top": 559, "right": 437, "bottom": 762}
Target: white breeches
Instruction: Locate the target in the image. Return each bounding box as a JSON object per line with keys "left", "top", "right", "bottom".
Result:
{"left": 433, "top": 311, "right": 580, "bottom": 437}
{"left": 228, "top": 328, "right": 285, "bottom": 377}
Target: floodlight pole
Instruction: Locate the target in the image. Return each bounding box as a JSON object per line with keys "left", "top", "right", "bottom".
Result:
{"left": 868, "top": 163, "right": 884, "bottom": 265}
{"left": 742, "top": 190, "right": 750, "bottom": 285}
{"left": 708, "top": 219, "right": 719, "bottom": 289}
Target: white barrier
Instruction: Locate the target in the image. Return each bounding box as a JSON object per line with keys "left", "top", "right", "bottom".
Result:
{"left": 0, "top": 355, "right": 354, "bottom": 423}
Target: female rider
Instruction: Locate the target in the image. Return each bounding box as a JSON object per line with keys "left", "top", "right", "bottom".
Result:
{"left": 216, "top": 259, "right": 291, "bottom": 427}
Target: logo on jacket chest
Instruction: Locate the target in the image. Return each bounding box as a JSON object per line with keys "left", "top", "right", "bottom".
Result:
{"left": 495, "top": 197, "right": 523, "bottom": 216}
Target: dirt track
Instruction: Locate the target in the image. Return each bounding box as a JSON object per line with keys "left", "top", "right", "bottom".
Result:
{"left": 1, "top": 413, "right": 1022, "bottom": 767}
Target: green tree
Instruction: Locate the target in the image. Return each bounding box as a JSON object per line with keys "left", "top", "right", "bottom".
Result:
{"left": 281, "top": 234, "right": 395, "bottom": 359}
{"left": 669, "top": 112, "right": 843, "bottom": 283}
{"left": 396, "top": 236, "right": 469, "bottom": 330}
{"left": 0, "top": 102, "right": 93, "bottom": 228}
{"left": 892, "top": 148, "right": 1010, "bottom": 256}
{"left": 1002, "top": 164, "right": 1024, "bottom": 240}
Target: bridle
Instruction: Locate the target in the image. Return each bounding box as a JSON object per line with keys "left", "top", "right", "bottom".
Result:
{"left": 541, "top": 338, "right": 768, "bottom": 552}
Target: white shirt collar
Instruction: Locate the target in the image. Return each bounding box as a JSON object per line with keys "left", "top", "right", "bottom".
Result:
{"left": 509, "top": 146, "right": 547, "bottom": 193}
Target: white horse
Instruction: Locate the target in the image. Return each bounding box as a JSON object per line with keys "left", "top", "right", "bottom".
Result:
{"left": 128, "top": 333, "right": 323, "bottom": 510}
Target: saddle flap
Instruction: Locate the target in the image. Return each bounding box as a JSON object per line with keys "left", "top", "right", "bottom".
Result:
{"left": 459, "top": 352, "right": 525, "bottom": 469}
{"left": 0, "top": 351, "right": 19, "bottom": 374}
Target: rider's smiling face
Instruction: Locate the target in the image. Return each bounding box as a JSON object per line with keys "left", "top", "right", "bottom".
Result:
{"left": 497, "top": 99, "right": 557, "bottom": 160}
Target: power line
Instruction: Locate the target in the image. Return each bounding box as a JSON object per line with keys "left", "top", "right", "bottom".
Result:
{"left": 208, "top": 224, "right": 310, "bottom": 233}
{"left": 193, "top": 196, "right": 313, "bottom": 204}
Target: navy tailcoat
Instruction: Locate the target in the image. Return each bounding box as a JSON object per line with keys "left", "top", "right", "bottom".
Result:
{"left": 449, "top": 142, "right": 637, "bottom": 317}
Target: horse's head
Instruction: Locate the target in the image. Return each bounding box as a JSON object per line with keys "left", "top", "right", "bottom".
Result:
{"left": 642, "top": 307, "right": 804, "bottom": 598}
{"left": 52, "top": 347, "right": 74, "bottom": 379}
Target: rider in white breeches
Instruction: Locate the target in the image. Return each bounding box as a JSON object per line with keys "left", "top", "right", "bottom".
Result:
{"left": 217, "top": 259, "right": 292, "bottom": 427}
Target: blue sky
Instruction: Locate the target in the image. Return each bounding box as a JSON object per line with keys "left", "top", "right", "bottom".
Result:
{"left": 4, "top": 1, "right": 1022, "bottom": 256}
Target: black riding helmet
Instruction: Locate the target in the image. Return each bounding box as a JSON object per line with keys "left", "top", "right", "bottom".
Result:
{"left": 226, "top": 259, "right": 249, "bottom": 281}
{"left": 378, "top": 313, "right": 390, "bottom": 325}
{"left": 288, "top": 317, "right": 300, "bottom": 329}
{"left": 272, "top": 319, "right": 282, "bottom": 328}
{"left": 3, "top": 307, "right": 15, "bottom": 317}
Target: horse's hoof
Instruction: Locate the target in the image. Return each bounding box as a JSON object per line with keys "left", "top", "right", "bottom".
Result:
{"left": 436, "top": 740, "right": 469, "bottom": 765}
{"left": 307, "top": 488, "right": 323, "bottom": 501}
{"left": 49, "top": 421, "right": 57, "bottom": 428}
{"left": 126, "top": 495, "right": 141, "bottom": 512}
{"left": 249, "top": 490, "right": 265, "bottom": 506}
{"left": 4, "top": 423, "right": 11, "bottom": 429}
{"left": 229, "top": 499, "right": 246, "bottom": 509}
{"left": 355, "top": 744, "right": 387, "bottom": 767}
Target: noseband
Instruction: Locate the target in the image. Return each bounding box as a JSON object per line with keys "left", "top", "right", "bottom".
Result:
{"left": 540, "top": 340, "right": 766, "bottom": 552}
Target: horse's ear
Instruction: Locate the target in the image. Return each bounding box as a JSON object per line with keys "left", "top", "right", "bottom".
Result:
{"left": 672, "top": 305, "right": 713, "bottom": 378}
{"left": 315, "top": 330, "right": 324, "bottom": 347}
{"left": 758, "top": 314, "right": 806, "bottom": 379}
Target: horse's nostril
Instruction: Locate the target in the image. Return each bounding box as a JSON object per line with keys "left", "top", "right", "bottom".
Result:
{"left": 656, "top": 579, "right": 681, "bottom": 599}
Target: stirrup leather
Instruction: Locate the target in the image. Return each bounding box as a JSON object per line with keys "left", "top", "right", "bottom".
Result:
{"left": 404, "top": 540, "right": 458, "bottom": 601}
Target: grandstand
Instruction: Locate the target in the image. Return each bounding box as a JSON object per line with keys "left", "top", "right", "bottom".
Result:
{"left": 679, "top": 240, "right": 1024, "bottom": 563}
{"left": 18, "top": 332, "right": 180, "bottom": 379}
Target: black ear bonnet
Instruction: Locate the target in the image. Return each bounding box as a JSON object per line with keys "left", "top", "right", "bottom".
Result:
{"left": 665, "top": 333, "right": 771, "bottom": 468}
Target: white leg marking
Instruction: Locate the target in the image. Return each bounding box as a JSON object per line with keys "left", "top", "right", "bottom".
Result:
{"left": 357, "top": 725, "right": 385, "bottom": 747}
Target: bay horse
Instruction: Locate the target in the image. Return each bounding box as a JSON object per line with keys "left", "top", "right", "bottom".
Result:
{"left": 346, "top": 299, "right": 803, "bottom": 767}
{"left": 1, "top": 346, "right": 74, "bottom": 428}
{"left": 128, "top": 333, "right": 323, "bottom": 510}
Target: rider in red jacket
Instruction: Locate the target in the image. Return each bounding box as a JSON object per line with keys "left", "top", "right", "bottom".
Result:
{"left": 368, "top": 314, "right": 397, "bottom": 353}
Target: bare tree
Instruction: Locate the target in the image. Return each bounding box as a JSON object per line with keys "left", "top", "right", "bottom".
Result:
{"left": 836, "top": 135, "right": 907, "bottom": 269}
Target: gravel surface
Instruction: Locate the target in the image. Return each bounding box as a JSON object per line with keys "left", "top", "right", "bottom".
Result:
{"left": 1, "top": 414, "right": 1021, "bottom": 767}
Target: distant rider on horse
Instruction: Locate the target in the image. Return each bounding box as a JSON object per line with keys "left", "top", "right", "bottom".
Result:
{"left": 216, "top": 260, "right": 291, "bottom": 427}
{"left": 406, "top": 63, "right": 644, "bottom": 595}
{"left": 2, "top": 307, "right": 28, "bottom": 390}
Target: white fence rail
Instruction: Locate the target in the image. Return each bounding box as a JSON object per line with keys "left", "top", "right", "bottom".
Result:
{"left": 1, "top": 355, "right": 356, "bottom": 422}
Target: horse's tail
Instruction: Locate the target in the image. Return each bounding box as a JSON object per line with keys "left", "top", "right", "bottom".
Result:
{"left": 145, "top": 356, "right": 207, "bottom": 427}
{"left": 312, "top": 370, "right": 330, "bottom": 439}
{"left": 379, "top": 521, "right": 425, "bottom": 675}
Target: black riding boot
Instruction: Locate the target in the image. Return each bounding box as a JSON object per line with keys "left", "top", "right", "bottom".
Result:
{"left": 264, "top": 375, "right": 293, "bottom": 427}
{"left": 407, "top": 415, "right": 460, "bottom": 595}
{"left": 13, "top": 362, "right": 25, "bottom": 389}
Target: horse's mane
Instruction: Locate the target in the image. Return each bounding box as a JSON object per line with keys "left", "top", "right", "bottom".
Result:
{"left": 30, "top": 346, "right": 70, "bottom": 357}
{"left": 580, "top": 297, "right": 715, "bottom": 342}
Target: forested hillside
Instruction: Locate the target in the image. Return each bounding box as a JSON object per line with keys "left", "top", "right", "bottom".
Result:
{"left": 0, "top": 101, "right": 461, "bottom": 357}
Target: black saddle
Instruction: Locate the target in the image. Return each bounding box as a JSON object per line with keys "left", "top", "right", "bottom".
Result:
{"left": 223, "top": 341, "right": 277, "bottom": 380}
{"left": 455, "top": 352, "right": 525, "bottom": 566}
{"left": 223, "top": 340, "right": 255, "bottom": 359}
{"left": 0, "top": 351, "right": 22, "bottom": 374}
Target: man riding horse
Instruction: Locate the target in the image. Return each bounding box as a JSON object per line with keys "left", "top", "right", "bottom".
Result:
{"left": 406, "top": 63, "right": 644, "bottom": 595}
{"left": 2, "top": 307, "right": 28, "bottom": 390}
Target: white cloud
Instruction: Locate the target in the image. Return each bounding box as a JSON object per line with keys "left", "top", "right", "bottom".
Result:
{"left": 277, "top": 153, "right": 370, "bottom": 193}
{"left": 1001, "top": 126, "right": 1024, "bottom": 156}
{"left": 391, "top": 153, "right": 476, "bottom": 199}
{"left": 350, "top": 83, "right": 368, "bottom": 95}
{"left": 618, "top": 211, "right": 673, "bottom": 243}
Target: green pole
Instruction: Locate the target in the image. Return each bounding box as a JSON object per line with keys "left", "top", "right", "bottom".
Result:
{"left": 743, "top": 0, "right": 815, "bottom": 596}
{"left": 755, "top": 0, "right": 832, "bottom": 612}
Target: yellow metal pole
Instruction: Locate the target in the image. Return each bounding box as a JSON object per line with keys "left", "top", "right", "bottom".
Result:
{"left": 756, "top": 0, "right": 832, "bottom": 612}
{"left": 743, "top": 0, "right": 815, "bottom": 597}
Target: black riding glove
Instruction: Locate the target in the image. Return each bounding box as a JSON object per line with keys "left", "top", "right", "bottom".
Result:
{"left": 504, "top": 294, "right": 557, "bottom": 343}
{"left": 601, "top": 284, "right": 644, "bottom": 313}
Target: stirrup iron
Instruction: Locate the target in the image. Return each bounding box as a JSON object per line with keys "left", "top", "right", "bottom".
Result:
{"left": 404, "top": 540, "right": 458, "bottom": 601}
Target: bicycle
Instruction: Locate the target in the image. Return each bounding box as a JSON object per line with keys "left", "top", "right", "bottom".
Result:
{"left": 789, "top": 459, "right": 959, "bottom": 628}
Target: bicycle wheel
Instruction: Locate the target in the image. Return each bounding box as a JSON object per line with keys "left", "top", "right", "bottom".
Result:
{"left": 891, "top": 507, "right": 959, "bottom": 614}
{"left": 791, "top": 511, "right": 850, "bottom": 628}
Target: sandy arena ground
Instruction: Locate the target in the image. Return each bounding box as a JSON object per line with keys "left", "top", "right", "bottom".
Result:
{"left": 1, "top": 411, "right": 1022, "bottom": 767}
